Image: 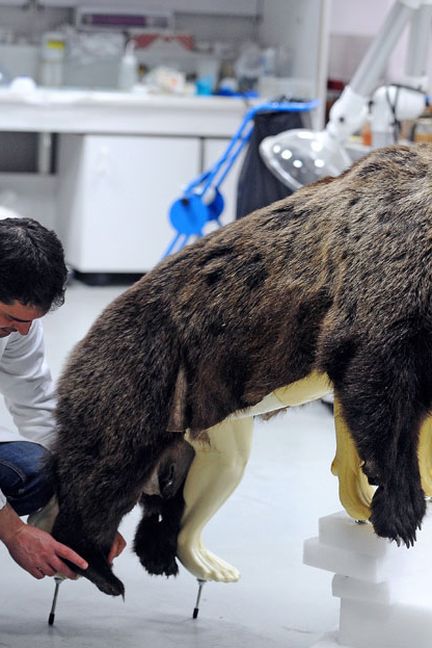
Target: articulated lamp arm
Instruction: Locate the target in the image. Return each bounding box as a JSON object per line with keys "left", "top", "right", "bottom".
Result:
{"left": 260, "top": 0, "right": 432, "bottom": 190}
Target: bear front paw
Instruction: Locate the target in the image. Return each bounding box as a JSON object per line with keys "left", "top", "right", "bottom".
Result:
{"left": 134, "top": 516, "right": 179, "bottom": 576}
{"left": 370, "top": 481, "right": 426, "bottom": 547}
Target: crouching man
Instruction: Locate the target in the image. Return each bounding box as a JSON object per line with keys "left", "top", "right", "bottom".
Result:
{"left": 0, "top": 216, "right": 125, "bottom": 580}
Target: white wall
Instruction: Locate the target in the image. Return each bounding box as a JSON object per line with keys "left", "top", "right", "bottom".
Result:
{"left": 330, "top": 0, "right": 394, "bottom": 35}
{"left": 329, "top": 0, "right": 432, "bottom": 89}
{"left": 0, "top": 175, "right": 56, "bottom": 230}
{"left": 0, "top": 5, "right": 71, "bottom": 41}
{"left": 260, "top": 0, "right": 323, "bottom": 78}
{"left": 259, "top": 0, "right": 330, "bottom": 127}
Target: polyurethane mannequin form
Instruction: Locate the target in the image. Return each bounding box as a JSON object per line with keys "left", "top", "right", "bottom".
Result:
{"left": 178, "top": 372, "right": 332, "bottom": 581}
{"left": 178, "top": 378, "right": 432, "bottom": 582}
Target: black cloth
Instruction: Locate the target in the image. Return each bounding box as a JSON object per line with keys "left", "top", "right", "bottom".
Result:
{"left": 236, "top": 110, "right": 305, "bottom": 219}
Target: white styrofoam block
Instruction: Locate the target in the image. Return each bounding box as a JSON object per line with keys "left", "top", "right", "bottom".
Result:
{"left": 306, "top": 507, "right": 432, "bottom": 647}
{"left": 319, "top": 505, "right": 432, "bottom": 559}
{"left": 313, "top": 505, "right": 432, "bottom": 586}
{"left": 305, "top": 534, "right": 432, "bottom": 590}
{"left": 334, "top": 571, "right": 432, "bottom": 608}
{"left": 379, "top": 571, "right": 432, "bottom": 608}
{"left": 310, "top": 631, "right": 348, "bottom": 647}
{"left": 303, "top": 537, "right": 384, "bottom": 582}
{"left": 332, "top": 574, "right": 391, "bottom": 605}
{"left": 339, "top": 598, "right": 432, "bottom": 648}
{"left": 319, "top": 512, "right": 391, "bottom": 558}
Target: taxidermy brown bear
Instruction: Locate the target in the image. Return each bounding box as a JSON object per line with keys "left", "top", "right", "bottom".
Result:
{"left": 49, "top": 143, "right": 432, "bottom": 596}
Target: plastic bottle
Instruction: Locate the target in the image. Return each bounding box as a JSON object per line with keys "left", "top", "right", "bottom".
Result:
{"left": 118, "top": 41, "right": 138, "bottom": 91}
{"left": 39, "top": 32, "right": 65, "bottom": 87}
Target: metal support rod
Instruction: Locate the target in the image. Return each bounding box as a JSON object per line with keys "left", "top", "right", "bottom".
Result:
{"left": 405, "top": 3, "right": 432, "bottom": 82}
{"left": 37, "top": 132, "right": 53, "bottom": 175}
{"left": 192, "top": 579, "right": 206, "bottom": 619}
{"left": 350, "top": 0, "right": 414, "bottom": 96}
{"left": 48, "top": 576, "right": 64, "bottom": 626}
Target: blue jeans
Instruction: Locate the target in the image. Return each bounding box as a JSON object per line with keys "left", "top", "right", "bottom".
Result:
{"left": 0, "top": 442, "right": 54, "bottom": 516}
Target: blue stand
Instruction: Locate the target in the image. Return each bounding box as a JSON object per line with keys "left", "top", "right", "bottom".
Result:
{"left": 163, "top": 99, "right": 319, "bottom": 258}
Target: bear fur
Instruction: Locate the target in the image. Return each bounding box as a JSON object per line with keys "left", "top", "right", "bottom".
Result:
{"left": 49, "top": 143, "right": 432, "bottom": 596}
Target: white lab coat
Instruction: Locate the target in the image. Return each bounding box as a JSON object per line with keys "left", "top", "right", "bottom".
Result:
{"left": 0, "top": 319, "right": 56, "bottom": 508}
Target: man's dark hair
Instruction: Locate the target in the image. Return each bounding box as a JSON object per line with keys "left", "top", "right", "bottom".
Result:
{"left": 0, "top": 217, "right": 68, "bottom": 311}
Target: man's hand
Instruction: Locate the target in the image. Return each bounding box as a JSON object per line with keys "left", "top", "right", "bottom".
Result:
{"left": 0, "top": 503, "right": 87, "bottom": 580}
{"left": 5, "top": 524, "right": 88, "bottom": 579}
{"left": 108, "top": 531, "right": 127, "bottom": 565}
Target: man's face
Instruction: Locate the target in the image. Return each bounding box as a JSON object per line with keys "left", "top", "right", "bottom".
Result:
{"left": 0, "top": 301, "right": 45, "bottom": 337}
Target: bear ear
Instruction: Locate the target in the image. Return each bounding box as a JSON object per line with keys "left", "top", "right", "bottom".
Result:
{"left": 141, "top": 439, "right": 195, "bottom": 498}
{"left": 141, "top": 464, "right": 161, "bottom": 496}
{"left": 166, "top": 365, "right": 188, "bottom": 432}
{"left": 158, "top": 440, "right": 195, "bottom": 499}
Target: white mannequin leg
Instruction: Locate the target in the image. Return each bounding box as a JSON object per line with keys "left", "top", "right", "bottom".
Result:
{"left": 27, "top": 495, "right": 59, "bottom": 532}
{"left": 178, "top": 371, "right": 333, "bottom": 582}
{"left": 178, "top": 417, "right": 253, "bottom": 582}
{"left": 331, "top": 397, "right": 374, "bottom": 521}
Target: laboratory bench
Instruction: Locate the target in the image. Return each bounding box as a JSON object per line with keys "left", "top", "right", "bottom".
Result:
{"left": 0, "top": 88, "right": 252, "bottom": 278}
{"left": 0, "top": 87, "right": 254, "bottom": 137}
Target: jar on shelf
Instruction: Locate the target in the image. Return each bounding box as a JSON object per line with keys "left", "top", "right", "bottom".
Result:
{"left": 411, "top": 114, "right": 432, "bottom": 143}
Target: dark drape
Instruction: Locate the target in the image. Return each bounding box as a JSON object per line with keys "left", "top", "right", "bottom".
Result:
{"left": 236, "top": 110, "right": 305, "bottom": 219}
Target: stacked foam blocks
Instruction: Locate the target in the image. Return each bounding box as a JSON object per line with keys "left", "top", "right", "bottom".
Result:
{"left": 303, "top": 505, "right": 432, "bottom": 648}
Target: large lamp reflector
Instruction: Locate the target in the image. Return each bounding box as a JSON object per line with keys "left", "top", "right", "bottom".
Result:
{"left": 259, "top": 129, "right": 352, "bottom": 191}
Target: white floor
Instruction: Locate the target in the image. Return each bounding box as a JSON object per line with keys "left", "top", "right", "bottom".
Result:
{"left": 0, "top": 281, "right": 342, "bottom": 647}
